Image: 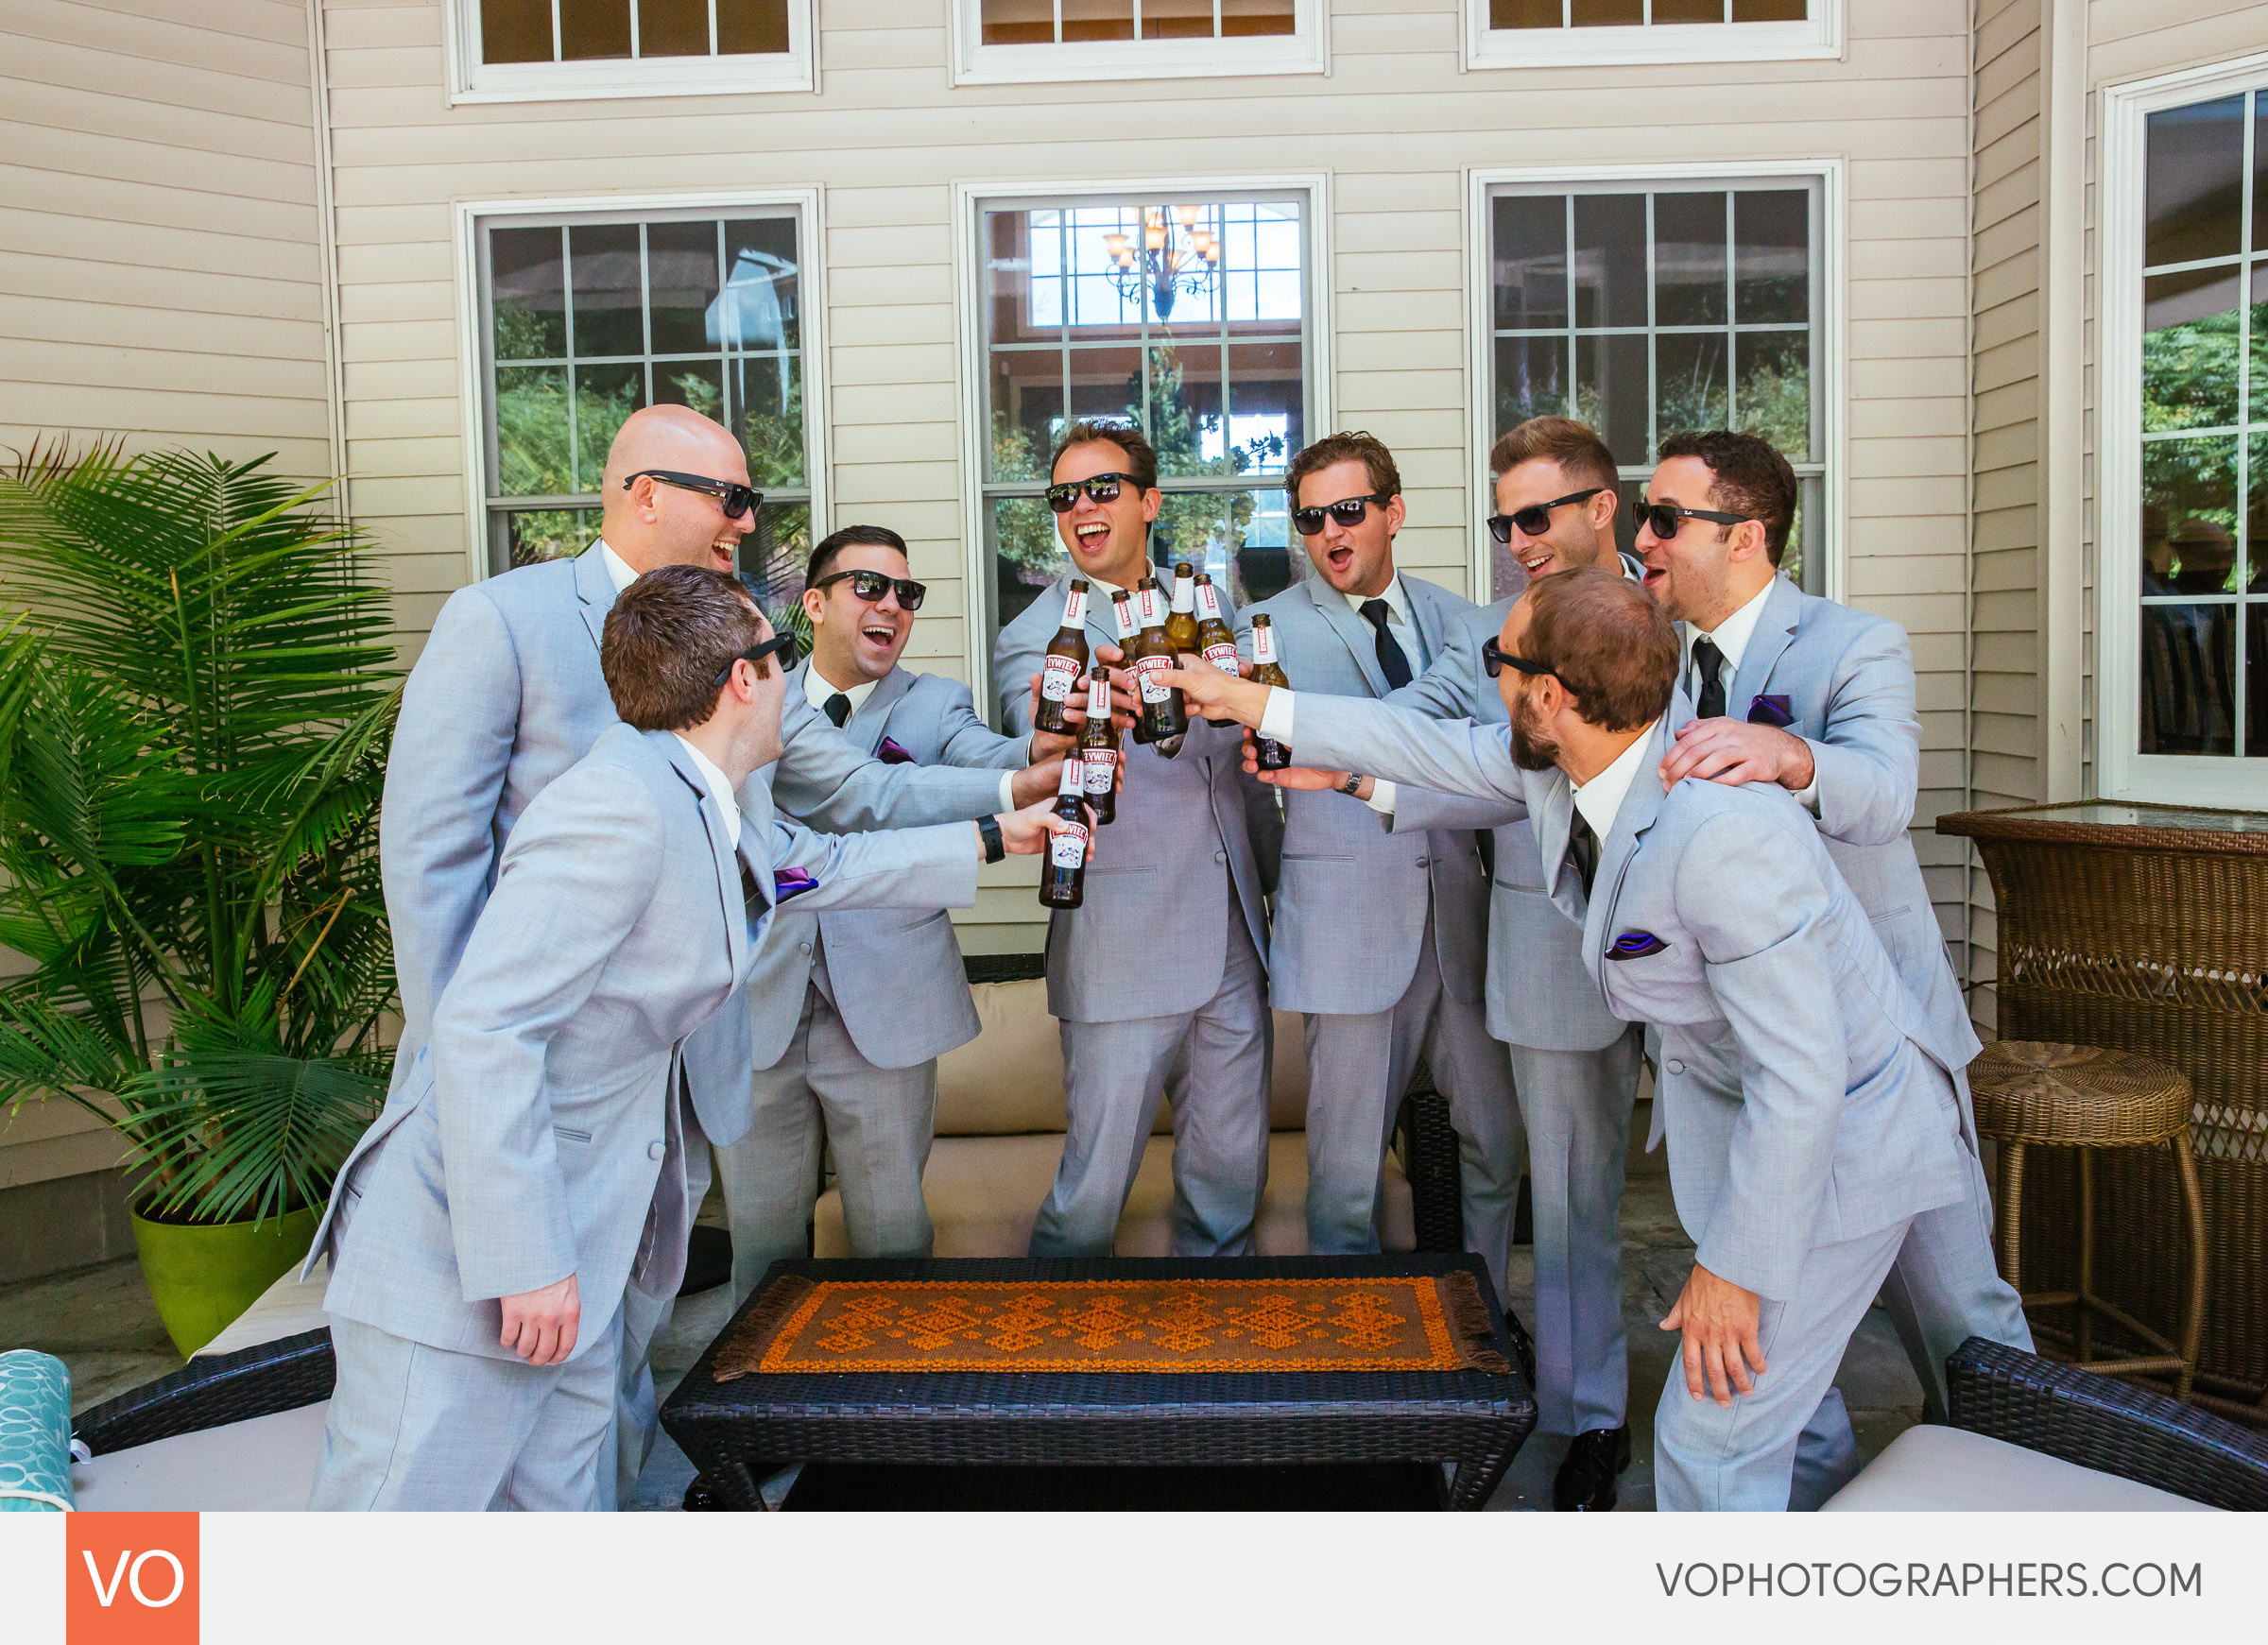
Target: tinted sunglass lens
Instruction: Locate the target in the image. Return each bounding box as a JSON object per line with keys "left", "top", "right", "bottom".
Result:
{"left": 1510, "top": 505, "right": 1553, "bottom": 537}
{"left": 1085, "top": 479, "right": 1121, "bottom": 505}
{"left": 1046, "top": 486, "right": 1076, "bottom": 513}
{"left": 897, "top": 582, "right": 925, "bottom": 611}
{"left": 1332, "top": 500, "right": 1369, "bottom": 526}
{"left": 1291, "top": 508, "right": 1321, "bottom": 536}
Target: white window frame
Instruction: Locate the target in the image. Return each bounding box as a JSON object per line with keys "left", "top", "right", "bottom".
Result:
{"left": 1464, "top": 159, "right": 1847, "bottom": 606}
{"left": 948, "top": 1, "right": 1327, "bottom": 88}
{"left": 1463, "top": 0, "right": 1840, "bottom": 73}
{"left": 444, "top": 0, "right": 815, "bottom": 105}
{"left": 953, "top": 173, "right": 1332, "bottom": 722}
{"left": 2098, "top": 50, "right": 2268, "bottom": 807}
{"left": 451, "top": 187, "right": 829, "bottom": 588}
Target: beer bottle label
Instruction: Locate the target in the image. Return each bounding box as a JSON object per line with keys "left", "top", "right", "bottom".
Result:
{"left": 1196, "top": 581, "right": 1225, "bottom": 621}
{"left": 1040, "top": 655, "right": 1078, "bottom": 702}
{"left": 1202, "top": 640, "right": 1239, "bottom": 675}
{"left": 1170, "top": 576, "right": 1194, "bottom": 613}
{"left": 1061, "top": 585, "right": 1087, "bottom": 628}
{"left": 1138, "top": 586, "right": 1162, "bottom": 625}
{"left": 1134, "top": 652, "right": 1172, "bottom": 704}
{"left": 1081, "top": 748, "right": 1117, "bottom": 795}
{"left": 1252, "top": 624, "right": 1280, "bottom": 665}
{"left": 1050, "top": 821, "right": 1091, "bottom": 869}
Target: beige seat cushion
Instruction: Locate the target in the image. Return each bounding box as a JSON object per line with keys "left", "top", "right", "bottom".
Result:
{"left": 816, "top": 1130, "right": 1412, "bottom": 1259}
{"left": 73, "top": 1401, "right": 329, "bottom": 1512}
{"left": 193, "top": 1257, "right": 332, "bottom": 1360}
{"left": 1820, "top": 1424, "right": 2219, "bottom": 1512}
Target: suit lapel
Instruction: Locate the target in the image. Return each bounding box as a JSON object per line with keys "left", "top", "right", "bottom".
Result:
{"left": 1582, "top": 722, "right": 1672, "bottom": 977}
{"left": 1404, "top": 576, "right": 1447, "bottom": 676}
{"left": 1535, "top": 777, "right": 1585, "bottom": 926}
{"left": 853, "top": 666, "right": 917, "bottom": 756}
{"left": 1728, "top": 577, "right": 1803, "bottom": 716}
{"left": 657, "top": 731, "right": 749, "bottom": 985}
{"left": 1309, "top": 580, "right": 1392, "bottom": 698}
{"left": 574, "top": 541, "right": 615, "bottom": 655}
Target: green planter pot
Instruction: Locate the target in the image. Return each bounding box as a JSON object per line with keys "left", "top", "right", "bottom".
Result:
{"left": 130, "top": 1204, "right": 318, "bottom": 1359}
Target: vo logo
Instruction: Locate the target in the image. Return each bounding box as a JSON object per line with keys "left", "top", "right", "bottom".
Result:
{"left": 65, "top": 1513, "right": 198, "bottom": 1644}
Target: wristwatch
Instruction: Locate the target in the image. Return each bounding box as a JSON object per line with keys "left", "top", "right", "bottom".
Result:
{"left": 978, "top": 814, "right": 1005, "bottom": 865}
{"left": 1339, "top": 773, "right": 1366, "bottom": 797}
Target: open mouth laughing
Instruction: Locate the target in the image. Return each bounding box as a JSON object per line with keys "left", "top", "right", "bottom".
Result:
{"left": 1073, "top": 522, "right": 1110, "bottom": 557}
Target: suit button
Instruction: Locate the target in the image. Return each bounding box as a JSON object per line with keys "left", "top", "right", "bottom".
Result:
{"left": 1415, "top": 857, "right": 1430, "bottom": 868}
{"left": 1213, "top": 850, "right": 1226, "bottom": 865}
{"left": 1666, "top": 1059, "right": 1685, "bottom": 1075}
{"left": 799, "top": 941, "right": 812, "bottom": 955}
{"left": 647, "top": 1140, "right": 666, "bottom": 1161}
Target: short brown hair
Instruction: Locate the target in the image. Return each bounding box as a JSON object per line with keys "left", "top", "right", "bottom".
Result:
{"left": 1489, "top": 416, "right": 1620, "bottom": 495}
{"left": 1656, "top": 429, "right": 1799, "bottom": 567}
{"left": 1283, "top": 431, "right": 1401, "bottom": 506}
{"left": 602, "top": 563, "right": 770, "bottom": 731}
{"left": 1523, "top": 566, "right": 1679, "bottom": 732}
{"left": 1051, "top": 419, "right": 1159, "bottom": 491}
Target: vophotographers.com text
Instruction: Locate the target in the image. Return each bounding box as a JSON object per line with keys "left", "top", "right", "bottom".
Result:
{"left": 1658, "top": 1561, "right": 2203, "bottom": 1600}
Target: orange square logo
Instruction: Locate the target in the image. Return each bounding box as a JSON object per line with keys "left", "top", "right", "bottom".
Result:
{"left": 65, "top": 1512, "right": 198, "bottom": 1645}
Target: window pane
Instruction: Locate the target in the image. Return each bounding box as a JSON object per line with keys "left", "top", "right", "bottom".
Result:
{"left": 1575, "top": 332, "right": 1648, "bottom": 467}
{"left": 1222, "top": 0, "right": 1296, "bottom": 37}
{"left": 1570, "top": 0, "right": 1642, "bottom": 21}
{"left": 645, "top": 221, "right": 722, "bottom": 356}
{"left": 730, "top": 352, "right": 803, "bottom": 487}
{"left": 990, "top": 352, "right": 1064, "bottom": 482}
{"left": 2142, "top": 266, "right": 2241, "bottom": 431}
{"left": 1143, "top": 0, "right": 1213, "bottom": 39}
{"left": 1657, "top": 332, "right": 1727, "bottom": 441}
{"left": 983, "top": 0, "right": 1056, "bottom": 43}
{"left": 1219, "top": 201, "right": 1304, "bottom": 327}
{"left": 1067, "top": 345, "right": 1143, "bottom": 425}
{"left": 2145, "top": 94, "right": 2243, "bottom": 267}
{"left": 1490, "top": 0, "right": 1564, "bottom": 23}
{"left": 2248, "top": 266, "right": 2268, "bottom": 423}
{"left": 482, "top": 0, "right": 554, "bottom": 63}
{"left": 495, "top": 367, "right": 570, "bottom": 495}
{"left": 1573, "top": 195, "right": 1646, "bottom": 328}
{"left": 1226, "top": 340, "right": 1302, "bottom": 474}
{"left": 1495, "top": 334, "right": 1569, "bottom": 429}
{"left": 575, "top": 362, "right": 645, "bottom": 491}
{"left": 656, "top": 358, "right": 724, "bottom": 423}
{"left": 992, "top": 210, "right": 1057, "bottom": 345}
{"left": 1493, "top": 195, "right": 1568, "bottom": 329}
{"left": 1149, "top": 343, "right": 1224, "bottom": 477}
{"left": 740, "top": 500, "right": 811, "bottom": 612}
{"left": 1734, "top": 330, "right": 1811, "bottom": 460}
{"left": 2139, "top": 604, "right": 2237, "bottom": 754}
{"left": 505, "top": 507, "right": 599, "bottom": 568}
{"left": 716, "top": 0, "right": 791, "bottom": 54}
{"left": 569, "top": 223, "right": 644, "bottom": 357}
{"left": 558, "top": 0, "right": 632, "bottom": 60}
{"left": 1061, "top": 0, "right": 1135, "bottom": 43}
{"left": 2252, "top": 606, "right": 2268, "bottom": 755}
{"left": 991, "top": 499, "right": 1069, "bottom": 638}
{"left": 2255, "top": 94, "right": 2268, "bottom": 253}
{"left": 1154, "top": 490, "right": 1230, "bottom": 578}
{"left": 1652, "top": 0, "right": 1724, "bottom": 20}
{"left": 2250, "top": 431, "right": 2268, "bottom": 592}
{"left": 1653, "top": 192, "right": 1727, "bottom": 327}
{"left": 1731, "top": 0, "right": 1806, "bottom": 17}
{"left": 1734, "top": 190, "right": 1808, "bottom": 323}
{"left": 492, "top": 227, "right": 566, "bottom": 359}
{"left": 722, "top": 217, "right": 799, "bottom": 351}
{"left": 638, "top": 0, "right": 710, "bottom": 57}
{"left": 2143, "top": 434, "right": 2239, "bottom": 595}
{"left": 1154, "top": 489, "right": 1296, "bottom": 610}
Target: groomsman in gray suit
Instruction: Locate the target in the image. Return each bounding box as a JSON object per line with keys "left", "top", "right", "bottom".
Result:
{"left": 378, "top": 404, "right": 1069, "bottom": 1500}
{"left": 714, "top": 524, "right": 1031, "bottom": 1295}
{"left": 1161, "top": 570, "right": 1996, "bottom": 1511}
{"left": 992, "top": 419, "right": 1280, "bottom": 1259}
{"left": 1634, "top": 430, "right": 2031, "bottom": 1419}
{"left": 1231, "top": 432, "right": 1521, "bottom": 1300}
{"left": 309, "top": 568, "right": 1076, "bottom": 1509}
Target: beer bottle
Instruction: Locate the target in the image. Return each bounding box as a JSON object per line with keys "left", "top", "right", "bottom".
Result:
{"left": 1128, "top": 575, "right": 1188, "bottom": 744}
{"left": 1192, "top": 573, "right": 1242, "bottom": 728}
{"left": 1108, "top": 586, "right": 1139, "bottom": 667}
{"left": 1248, "top": 612, "right": 1293, "bottom": 771}
{"left": 1034, "top": 579, "right": 1090, "bottom": 735}
{"left": 1077, "top": 666, "right": 1120, "bottom": 826}
{"left": 1038, "top": 757, "right": 1091, "bottom": 910}
{"left": 1164, "top": 562, "right": 1201, "bottom": 658}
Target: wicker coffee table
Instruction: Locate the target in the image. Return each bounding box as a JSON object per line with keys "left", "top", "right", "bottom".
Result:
{"left": 662, "top": 1254, "right": 1537, "bottom": 1511}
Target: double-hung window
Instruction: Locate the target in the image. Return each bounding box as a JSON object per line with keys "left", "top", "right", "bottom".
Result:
{"left": 451, "top": 1, "right": 812, "bottom": 101}
{"left": 952, "top": 2, "right": 1325, "bottom": 85}
{"left": 1465, "top": 1, "right": 1839, "bottom": 70}
{"left": 968, "top": 188, "right": 1319, "bottom": 679}
{"left": 1481, "top": 175, "right": 1828, "bottom": 600}
{"left": 472, "top": 201, "right": 816, "bottom": 607}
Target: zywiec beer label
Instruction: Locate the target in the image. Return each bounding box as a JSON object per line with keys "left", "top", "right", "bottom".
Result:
{"left": 1050, "top": 820, "right": 1091, "bottom": 869}
{"left": 1138, "top": 586, "right": 1162, "bottom": 625}
{"left": 1252, "top": 625, "right": 1280, "bottom": 664}
{"left": 1196, "top": 581, "right": 1226, "bottom": 620}
{"left": 1134, "top": 653, "right": 1172, "bottom": 703}
{"left": 1040, "top": 655, "right": 1078, "bottom": 702}
{"left": 1061, "top": 585, "right": 1087, "bottom": 628}
{"left": 1081, "top": 748, "right": 1117, "bottom": 794}
{"left": 1202, "top": 641, "right": 1239, "bottom": 674}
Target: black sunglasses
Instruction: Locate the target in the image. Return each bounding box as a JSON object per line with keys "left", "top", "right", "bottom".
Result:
{"left": 1292, "top": 493, "right": 1392, "bottom": 537}
{"left": 1634, "top": 499, "right": 1751, "bottom": 541}
{"left": 1045, "top": 472, "right": 1136, "bottom": 513}
{"left": 711, "top": 632, "right": 797, "bottom": 689}
{"left": 1481, "top": 637, "right": 1556, "bottom": 682}
{"left": 811, "top": 568, "right": 927, "bottom": 612}
{"left": 1486, "top": 488, "right": 1605, "bottom": 544}
{"left": 627, "top": 469, "right": 762, "bottom": 521}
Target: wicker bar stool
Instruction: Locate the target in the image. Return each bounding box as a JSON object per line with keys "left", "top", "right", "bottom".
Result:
{"left": 1971, "top": 1041, "right": 2208, "bottom": 1402}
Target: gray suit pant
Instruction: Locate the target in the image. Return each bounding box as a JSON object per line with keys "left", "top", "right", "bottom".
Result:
{"left": 1653, "top": 1216, "right": 1912, "bottom": 1512}
{"left": 613, "top": 1101, "right": 712, "bottom": 1507}
{"left": 1508, "top": 1029, "right": 1644, "bottom": 1436}
{"left": 309, "top": 1305, "right": 625, "bottom": 1511}
{"left": 1031, "top": 909, "right": 1272, "bottom": 1259}
{"left": 714, "top": 979, "right": 938, "bottom": 1301}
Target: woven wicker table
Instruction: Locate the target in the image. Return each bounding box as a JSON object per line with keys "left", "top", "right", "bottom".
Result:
{"left": 1937, "top": 799, "right": 2268, "bottom": 1428}
{"left": 662, "top": 1254, "right": 1537, "bottom": 1511}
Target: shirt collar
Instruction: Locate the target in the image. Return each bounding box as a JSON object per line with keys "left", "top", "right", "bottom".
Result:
{"left": 1569, "top": 719, "right": 1659, "bottom": 845}
{"left": 1337, "top": 573, "right": 1411, "bottom": 627}
{"left": 803, "top": 663, "right": 879, "bottom": 718}
{"left": 670, "top": 733, "right": 741, "bottom": 853}
{"left": 597, "top": 538, "right": 638, "bottom": 596}
{"left": 1685, "top": 576, "right": 1777, "bottom": 675}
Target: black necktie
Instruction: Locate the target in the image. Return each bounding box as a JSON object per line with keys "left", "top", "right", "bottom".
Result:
{"left": 1359, "top": 598, "right": 1413, "bottom": 690}
{"left": 1569, "top": 811, "right": 1600, "bottom": 898}
{"left": 1692, "top": 638, "right": 1727, "bottom": 720}
{"left": 824, "top": 692, "right": 852, "bottom": 728}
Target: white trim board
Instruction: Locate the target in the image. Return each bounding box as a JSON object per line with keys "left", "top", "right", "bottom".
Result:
{"left": 951, "top": 172, "right": 1334, "bottom": 725}
{"left": 1461, "top": 158, "right": 1847, "bottom": 608}
{"left": 449, "top": 186, "right": 829, "bottom": 590}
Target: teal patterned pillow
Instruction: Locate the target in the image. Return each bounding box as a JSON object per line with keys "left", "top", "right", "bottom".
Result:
{"left": 0, "top": 1349, "right": 74, "bottom": 1512}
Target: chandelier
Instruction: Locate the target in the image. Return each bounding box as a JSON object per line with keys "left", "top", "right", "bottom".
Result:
{"left": 1103, "top": 206, "right": 1221, "bottom": 322}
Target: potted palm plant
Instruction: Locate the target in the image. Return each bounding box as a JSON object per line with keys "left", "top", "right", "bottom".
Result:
{"left": 0, "top": 443, "right": 398, "bottom": 1355}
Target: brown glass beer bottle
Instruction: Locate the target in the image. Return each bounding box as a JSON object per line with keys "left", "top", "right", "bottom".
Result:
{"left": 1034, "top": 579, "right": 1090, "bottom": 735}
{"left": 1077, "top": 666, "right": 1120, "bottom": 826}
{"left": 1164, "top": 562, "right": 1201, "bottom": 658}
{"left": 1108, "top": 586, "right": 1139, "bottom": 667}
{"left": 1248, "top": 612, "right": 1293, "bottom": 770}
{"left": 1128, "top": 575, "right": 1188, "bottom": 744}
{"left": 1038, "top": 757, "right": 1091, "bottom": 909}
{"left": 1192, "top": 573, "right": 1242, "bottom": 728}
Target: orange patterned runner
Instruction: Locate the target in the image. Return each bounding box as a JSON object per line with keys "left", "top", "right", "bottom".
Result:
{"left": 710, "top": 1273, "right": 1509, "bottom": 1380}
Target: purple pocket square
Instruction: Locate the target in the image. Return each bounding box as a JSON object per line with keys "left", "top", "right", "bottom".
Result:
{"left": 875, "top": 736, "right": 916, "bottom": 765}
{"left": 774, "top": 866, "right": 820, "bottom": 902}
{"left": 1746, "top": 694, "right": 1795, "bottom": 728}
{"left": 1606, "top": 931, "right": 1668, "bottom": 961}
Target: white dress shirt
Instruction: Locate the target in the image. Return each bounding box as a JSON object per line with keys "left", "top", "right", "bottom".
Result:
{"left": 1569, "top": 719, "right": 1658, "bottom": 846}
{"left": 671, "top": 733, "right": 743, "bottom": 856}
{"left": 1684, "top": 575, "right": 1816, "bottom": 812}
{"left": 598, "top": 538, "right": 638, "bottom": 595}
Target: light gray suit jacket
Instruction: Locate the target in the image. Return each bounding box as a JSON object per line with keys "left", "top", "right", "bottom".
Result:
{"left": 380, "top": 545, "right": 1007, "bottom": 1140}
{"left": 747, "top": 659, "right": 1027, "bottom": 1069}
{"left": 1233, "top": 575, "right": 1489, "bottom": 1015}
{"left": 993, "top": 568, "right": 1280, "bottom": 1024}
{"left": 315, "top": 725, "right": 980, "bottom": 1362}
{"left": 1281, "top": 701, "right": 1972, "bottom": 1301}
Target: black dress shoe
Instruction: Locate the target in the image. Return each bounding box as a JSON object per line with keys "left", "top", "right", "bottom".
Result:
{"left": 1553, "top": 1424, "right": 1631, "bottom": 1512}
